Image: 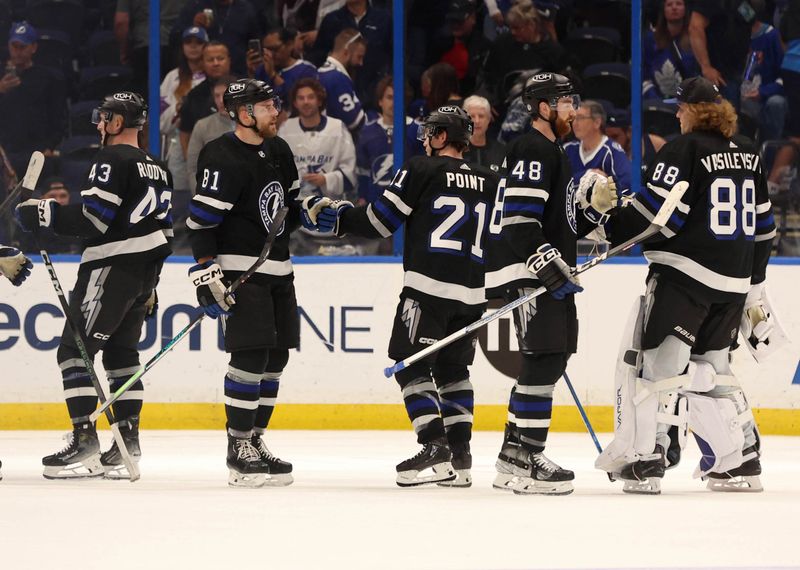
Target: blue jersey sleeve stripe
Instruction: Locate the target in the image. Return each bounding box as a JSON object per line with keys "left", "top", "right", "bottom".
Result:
{"left": 189, "top": 204, "right": 224, "bottom": 224}
{"left": 373, "top": 198, "right": 404, "bottom": 231}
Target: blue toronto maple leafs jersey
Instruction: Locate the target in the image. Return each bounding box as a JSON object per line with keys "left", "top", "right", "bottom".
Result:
{"left": 563, "top": 136, "right": 633, "bottom": 196}
{"left": 747, "top": 23, "right": 785, "bottom": 100}
{"left": 318, "top": 56, "right": 365, "bottom": 132}
{"left": 643, "top": 30, "right": 699, "bottom": 99}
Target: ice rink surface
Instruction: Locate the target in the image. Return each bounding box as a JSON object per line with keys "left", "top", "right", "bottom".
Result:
{"left": 0, "top": 430, "right": 798, "bottom": 570}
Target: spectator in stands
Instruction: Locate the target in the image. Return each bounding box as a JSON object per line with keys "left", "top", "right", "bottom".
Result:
{"left": 432, "top": 0, "right": 490, "bottom": 96}
{"left": 187, "top": 74, "right": 236, "bottom": 193}
{"left": 688, "top": 0, "right": 754, "bottom": 109}
{"left": 462, "top": 95, "right": 505, "bottom": 172}
{"left": 310, "top": 0, "right": 391, "bottom": 105}
{"left": 247, "top": 27, "right": 318, "bottom": 106}
{"left": 318, "top": 28, "right": 366, "bottom": 134}
{"left": 0, "top": 22, "right": 66, "bottom": 174}
{"left": 115, "top": 0, "right": 183, "bottom": 94}
{"left": 277, "top": 0, "right": 322, "bottom": 34}
{"left": 604, "top": 108, "right": 666, "bottom": 180}
{"left": 741, "top": 12, "right": 787, "bottom": 142}
{"left": 356, "top": 76, "right": 423, "bottom": 206}
{"left": 564, "top": 100, "right": 632, "bottom": 196}
{"left": 178, "top": 41, "right": 231, "bottom": 156}
{"left": 278, "top": 77, "right": 357, "bottom": 255}
{"left": 409, "top": 63, "right": 462, "bottom": 121}
{"left": 173, "top": 0, "right": 265, "bottom": 75}
{"left": 643, "top": 0, "right": 698, "bottom": 99}
{"left": 161, "top": 26, "right": 208, "bottom": 192}
{"left": 477, "top": 0, "right": 567, "bottom": 112}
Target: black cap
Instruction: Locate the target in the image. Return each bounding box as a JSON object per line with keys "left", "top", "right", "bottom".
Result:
{"left": 446, "top": 0, "right": 477, "bottom": 22}
{"left": 664, "top": 76, "right": 722, "bottom": 105}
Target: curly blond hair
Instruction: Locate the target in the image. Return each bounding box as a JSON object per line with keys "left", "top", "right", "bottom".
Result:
{"left": 683, "top": 99, "right": 738, "bottom": 138}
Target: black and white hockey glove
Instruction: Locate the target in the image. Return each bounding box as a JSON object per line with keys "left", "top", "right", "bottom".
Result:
{"left": 0, "top": 246, "right": 33, "bottom": 286}
{"left": 300, "top": 196, "right": 334, "bottom": 231}
{"left": 14, "top": 198, "right": 58, "bottom": 232}
{"left": 576, "top": 172, "right": 618, "bottom": 224}
{"left": 526, "top": 243, "right": 583, "bottom": 300}
{"left": 318, "top": 200, "right": 354, "bottom": 234}
{"left": 189, "top": 260, "right": 235, "bottom": 319}
{"left": 144, "top": 289, "right": 159, "bottom": 321}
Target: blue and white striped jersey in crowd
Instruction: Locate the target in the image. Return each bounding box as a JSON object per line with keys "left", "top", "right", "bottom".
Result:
{"left": 54, "top": 145, "right": 173, "bottom": 270}
{"left": 255, "top": 59, "right": 318, "bottom": 105}
{"left": 187, "top": 133, "right": 300, "bottom": 284}
{"left": 337, "top": 154, "right": 501, "bottom": 309}
{"left": 317, "top": 56, "right": 365, "bottom": 133}
{"left": 609, "top": 131, "right": 776, "bottom": 301}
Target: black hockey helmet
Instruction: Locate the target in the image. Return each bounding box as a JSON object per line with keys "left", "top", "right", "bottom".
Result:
{"left": 93, "top": 91, "right": 148, "bottom": 129}
{"left": 223, "top": 78, "right": 280, "bottom": 120}
{"left": 417, "top": 105, "right": 474, "bottom": 146}
{"left": 521, "top": 72, "right": 579, "bottom": 114}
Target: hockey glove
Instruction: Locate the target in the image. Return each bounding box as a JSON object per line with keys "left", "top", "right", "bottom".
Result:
{"left": 300, "top": 196, "right": 334, "bottom": 231}
{"left": 318, "top": 200, "right": 354, "bottom": 234}
{"left": 144, "top": 289, "right": 159, "bottom": 321}
{"left": 526, "top": 243, "right": 583, "bottom": 300}
{"left": 576, "top": 172, "right": 618, "bottom": 225}
{"left": 189, "top": 260, "right": 235, "bottom": 318}
{"left": 0, "top": 246, "right": 33, "bottom": 286}
{"left": 14, "top": 198, "right": 58, "bottom": 232}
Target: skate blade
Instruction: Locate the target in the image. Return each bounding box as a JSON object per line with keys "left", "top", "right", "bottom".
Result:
{"left": 43, "top": 455, "right": 103, "bottom": 480}
{"left": 396, "top": 462, "right": 456, "bottom": 487}
{"left": 492, "top": 471, "right": 519, "bottom": 492}
{"left": 512, "top": 478, "right": 574, "bottom": 496}
{"left": 102, "top": 457, "right": 141, "bottom": 480}
{"left": 706, "top": 475, "right": 763, "bottom": 493}
{"left": 228, "top": 470, "right": 267, "bottom": 488}
{"left": 622, "top": 477, "right": 662, "bottom": 495}
{"left": 261, "top": 473, "right": 294, "bottom": 487}
{"left": 437, "top": 469, "right": 472, "bottom": 488}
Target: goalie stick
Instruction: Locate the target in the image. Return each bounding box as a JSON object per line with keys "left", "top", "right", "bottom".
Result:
{"left": 383, "top": 181, "right": 690, "bottom": 378}
{"left": 0, "top": 151, "right": 44, "bottom": 216}
{"left": 90, "top": 206, "right": 290, "bottom": 422}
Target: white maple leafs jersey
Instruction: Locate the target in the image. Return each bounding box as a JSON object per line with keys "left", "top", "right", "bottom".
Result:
{"left": 609, "top": 131, "right": 776, "bottom": 301}
{"left": 278, "top": 115, "right": 356, "bottom": 201}
{"left": 53, "top": 145, "right": 173, "bottom": 270}
{"left": 338, "top": 155, "right": 501, "bottom": 309}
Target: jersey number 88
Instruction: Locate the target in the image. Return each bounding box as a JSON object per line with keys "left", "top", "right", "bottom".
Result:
{"left": 708, "top": 177, "right": 756, "bottom": 239}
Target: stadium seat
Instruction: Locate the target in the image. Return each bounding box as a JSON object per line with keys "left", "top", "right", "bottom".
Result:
{"left": 643, "top": 101, "right": 680, "bottom": 138}
{"left": 58, "top": 134, "right": 100, "bottom": 161}
{"left": 582, "top": 63, "right": 631, "bottom": 108}
{"left": 84, "top": 30, "right": 121, "bottom": 67}
{"left": 78, "top": 65, "right": 132, "bottom": 100}
{"left": 564, "top": 27, "right": 620, "bottom": 71}
{"left": 68, "top": 99, "right": 101, "bottom": 136}
{"left": 33, "top": 28, "right": 72, "bottom": 74}
{"left": 25, "top": 0, "right": 84, "bottom": 46}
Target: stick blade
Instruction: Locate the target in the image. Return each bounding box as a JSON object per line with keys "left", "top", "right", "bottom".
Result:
{"left": 21, "top": 151, "right": 45, "bottom": 192}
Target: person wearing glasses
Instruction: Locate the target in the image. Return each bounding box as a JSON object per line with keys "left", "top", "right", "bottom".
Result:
{"left": 247, "top": 27, "right": 318, "bottom": 109}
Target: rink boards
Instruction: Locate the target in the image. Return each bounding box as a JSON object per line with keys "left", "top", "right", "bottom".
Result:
{"left": 1, "top": 256, "right": 798, "bottom": 433}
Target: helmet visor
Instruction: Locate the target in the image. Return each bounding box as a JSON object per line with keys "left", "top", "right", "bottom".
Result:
{"left": 91, "top": 108, "right": 112, "bottom": 125}
{"left": 552, "top": 95, "right": 581, "bottom": 112}
{"left": 416, "top": 123, "right": 439, "bottom": 141}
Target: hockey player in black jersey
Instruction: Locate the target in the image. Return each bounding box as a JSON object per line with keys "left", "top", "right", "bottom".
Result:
{"left": 485, "top": 73, "right": 616, "bottom": 495}
{"left": 187, "top": 79, "right": 310, "bottom": 488}
{"left": 15, "top": 92, "right": 173, "bottom": 479}
{"left": 595, "top": 77, "right": 777, "bottom": 494}
{"left": 307, "top": 106, "right": 501, "bottom": 487}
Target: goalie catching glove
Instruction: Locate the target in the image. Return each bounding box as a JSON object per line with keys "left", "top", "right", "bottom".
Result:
{"left": 739, "top": 282, "right": 790, "bottom": 363}
{"left": 526, "top": 243, "right": 583, "bottom": 300}
{"left": 576, "top": 172, "right": 618, "bottom": 224}
{"left": 189, "top": 260, "right": 235, "bottom": 318}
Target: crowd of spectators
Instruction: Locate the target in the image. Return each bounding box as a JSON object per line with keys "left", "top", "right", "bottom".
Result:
{"left": 1, "top": 0, "right": 799, "bottom": 255}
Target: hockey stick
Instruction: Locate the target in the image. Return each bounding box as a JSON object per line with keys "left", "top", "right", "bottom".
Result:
{"left": 562, "top": 371, "right": 615, "bottom": 481}
{"left": 90, "top": 206, "right": 290, "bottom": 422}
{"left": 383, "top": 181, "right": 690, "bottom": 377}
{"left": 0, "top": 151, "right": 44, "bottom": 216}
{"left": 20, "top": 189, "right": 141, "bottom": 481}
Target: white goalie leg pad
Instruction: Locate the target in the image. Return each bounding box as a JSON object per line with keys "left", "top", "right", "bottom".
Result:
{"left": 685, "top": 392, "right": 754, "bottom": 478}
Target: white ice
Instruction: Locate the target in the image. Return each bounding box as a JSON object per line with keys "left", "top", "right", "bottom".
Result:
{"left": 0, "top": 431, "right": 798, "bottom": 570}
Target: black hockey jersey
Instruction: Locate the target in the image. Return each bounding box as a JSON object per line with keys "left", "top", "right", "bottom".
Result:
{"left": 485, "top": 129, "right": 592, "bottom": 299}
{"left": 188, "top": 133, "right": 301, "bottom": 283}
{"left": 338, "top": 155, "right": 500, "bottom": 309}
{"left": 53, "top": 144, "right": 173, "bottom": 270}
{"left": 610, "top": 131, "right": 775, "bottom": 301}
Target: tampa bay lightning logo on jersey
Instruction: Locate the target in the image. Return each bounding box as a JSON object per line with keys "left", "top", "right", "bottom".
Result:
{"left": 565, "top": 178, "right": 577, "bottom": 234}
{"left": 259, "top": 181, "right": 285, "bottom": 234}
{"left": 371, "top": 154, "right": 394, "bottom": 188}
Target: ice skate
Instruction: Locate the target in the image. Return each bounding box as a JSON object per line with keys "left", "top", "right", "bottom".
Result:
{"left": 100, "top": 417, "right": 141, "bottom": 480}
{"left": 42, "top": 427, "right": 103, "bottom": 479}
{"left": 493, "top": 435, "right": 521, "bottom": 492}
{"left": 438, "top": 443, "right": 471, "bottom": 488}
{"left": 396, "top": 437, "right": 456, "bottom": 487}
{"left": 512, "top": 450, "right": 574, "bottom": 495}
{"left": 706, "top": 456, "right": 763, "bottom": 493}
{"left": 251, "top": 434, "right": 294, "bottom": 487}
{"left": 0, "top": 458, "right": 3, "bottom": 481}
{"left": 227, "top": 435, "right": 270, "bottom": 488}
{"left": 619, "top": 445, "right": 665, "bottom": 495}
